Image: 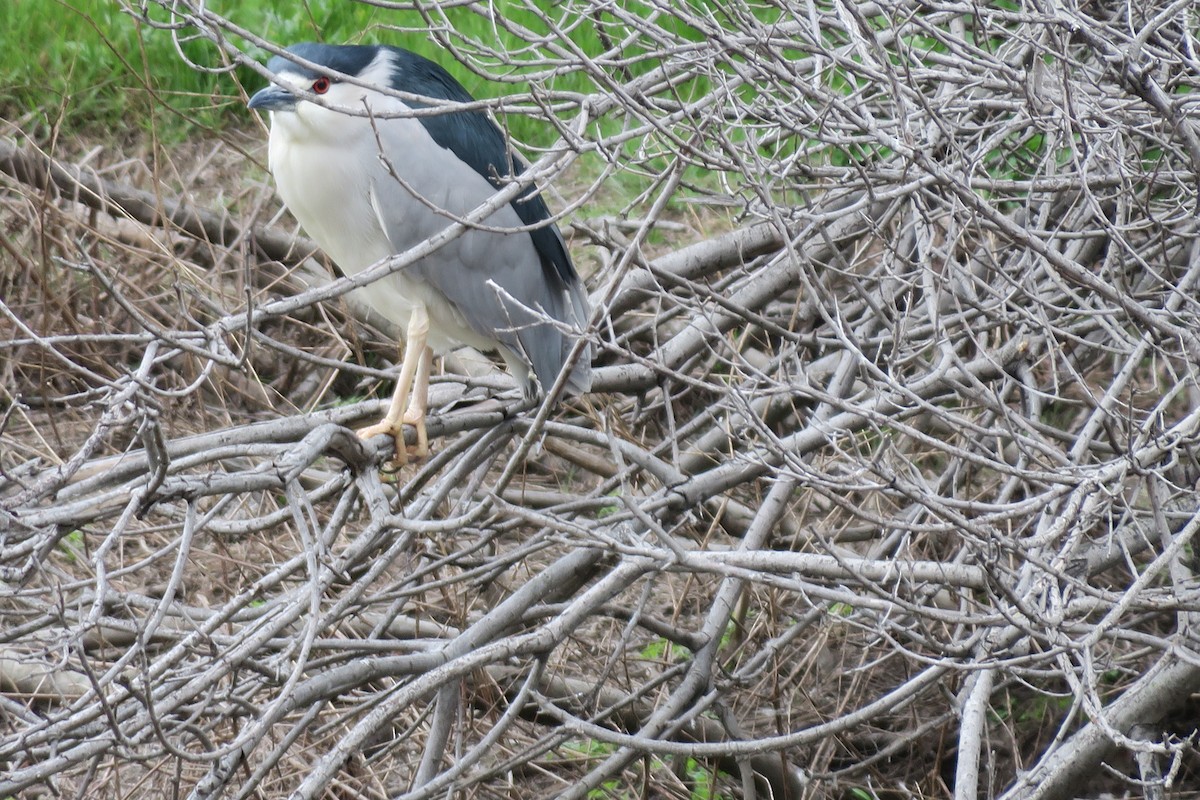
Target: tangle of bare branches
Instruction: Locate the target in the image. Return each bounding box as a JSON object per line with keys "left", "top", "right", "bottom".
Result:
{"left": 3, "top": 1, "right": 1200, "bottom": 798}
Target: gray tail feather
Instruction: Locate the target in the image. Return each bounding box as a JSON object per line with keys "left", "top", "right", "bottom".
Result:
{"left": 559, "top": 278, "right": 592, "bottom": 394}
{"left": 522, "top": 281, "right": 592, "bottom": 398}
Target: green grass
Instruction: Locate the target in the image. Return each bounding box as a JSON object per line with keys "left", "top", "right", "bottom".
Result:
{"left": 0, "top": 0, "right": 707, "bottom": 145}
{"left": 3, "top": 0, "right": 1082, "bottom": 194}
{"left": 0, "top": 1, "right": 975, "bottom": 193}
{"left": 554, "top": 741, "right": 728, "bottom": 800}
{"left": 0, "top": 2, "right": 500, "bottom": 139}
{"left": 0, "top": 0, "right": 513, "bottom": 139}
{"left": 639, "top": 637, "right": 692, "bottom": 664}
{"left": 57, "top": 529, "right": 86, "bottom": 563}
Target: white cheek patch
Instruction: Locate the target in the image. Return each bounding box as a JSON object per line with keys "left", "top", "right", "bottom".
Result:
{"left": 284, "top": 76, "right": 360, "bottom": 135}
{"left": 276, "top": 72, "right": 308, "bottom": 93}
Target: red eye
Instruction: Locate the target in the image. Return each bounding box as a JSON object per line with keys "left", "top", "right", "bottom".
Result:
{"left": 311, "top": 76, "right": 331, "bottom": 94}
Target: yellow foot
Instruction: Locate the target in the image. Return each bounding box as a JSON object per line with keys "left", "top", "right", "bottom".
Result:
{"left": 357, "top": 419, "right": 428, "bottom": 468}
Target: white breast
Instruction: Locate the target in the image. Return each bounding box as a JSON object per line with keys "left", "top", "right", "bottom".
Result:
{"left": 265, "top": 101, "right": 499, "bottom": 355}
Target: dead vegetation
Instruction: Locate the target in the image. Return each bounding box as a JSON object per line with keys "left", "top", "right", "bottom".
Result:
{"left": 3, "top": 1, "right": 1200, "bottom": 798}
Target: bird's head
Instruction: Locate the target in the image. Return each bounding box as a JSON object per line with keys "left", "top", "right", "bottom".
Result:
{"left": 247, "top": 43, "right": 408, "bottom": 140}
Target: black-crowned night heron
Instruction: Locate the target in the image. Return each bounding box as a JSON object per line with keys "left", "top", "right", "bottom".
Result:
{"left": 247, "top": 42, "right": 592, "bottom": 463}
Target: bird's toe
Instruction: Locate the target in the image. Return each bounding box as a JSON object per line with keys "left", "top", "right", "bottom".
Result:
{"left": 357, "top": 420, "right": 427, "bottom": 468}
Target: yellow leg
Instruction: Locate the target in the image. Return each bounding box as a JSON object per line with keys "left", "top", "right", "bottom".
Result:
{"left": 402, "top": 344, "right": 432, "bottom": 460}
{"left": 357, "top": 304, "right": 430, "bottom": 465}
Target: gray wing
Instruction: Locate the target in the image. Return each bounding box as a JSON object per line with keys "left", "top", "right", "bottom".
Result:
{"left": 369, "top": 120, "right": 592, "bottom": 396}
{"left": 385, "top": 46, "right": 582, "bottom": 291}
